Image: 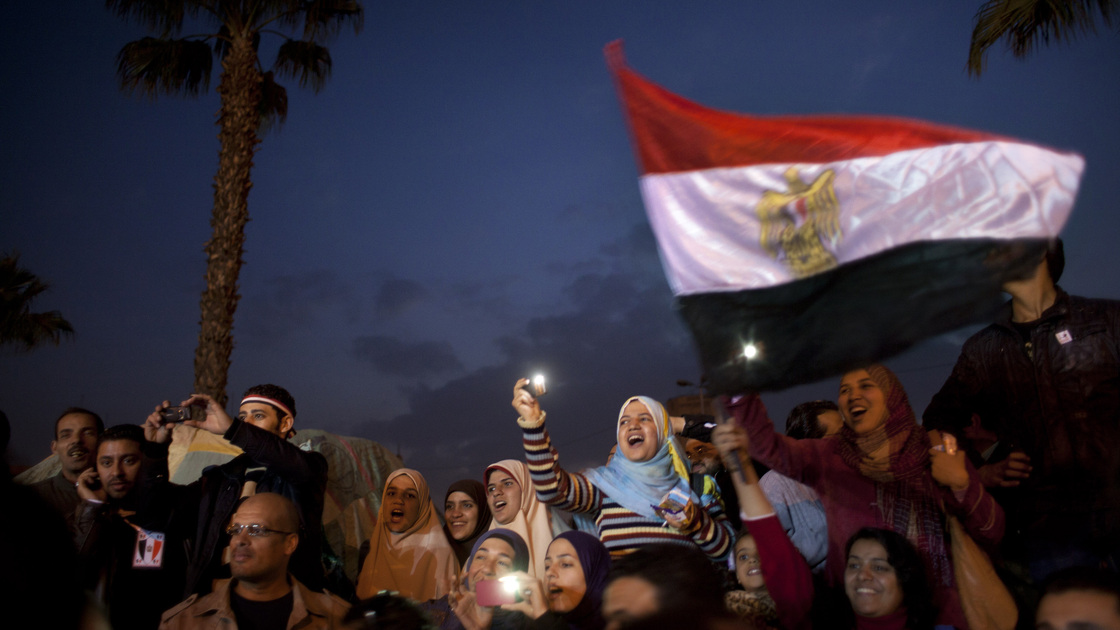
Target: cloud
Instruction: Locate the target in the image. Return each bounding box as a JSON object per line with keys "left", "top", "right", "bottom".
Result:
{"left": 374, "top": 278, "right": 427, "bottom": 319}
{"left": 237, "top": 269, "right": 358, "bottom": 340}
{"left": 357, "top": 222, "right": 700, "bottom": 494}
{"left": 353, "top": 335, "right": 464, "bottom": 378}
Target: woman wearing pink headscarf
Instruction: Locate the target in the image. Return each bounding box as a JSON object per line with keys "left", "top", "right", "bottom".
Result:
{"left": 727, "top": 364, "right": 1005, "bottom": 629}
{"left": 357, "top": 468, "right": 460, "bottom": 602}
{"left": 484, "top": 459, "right": 567, "bottom": 578}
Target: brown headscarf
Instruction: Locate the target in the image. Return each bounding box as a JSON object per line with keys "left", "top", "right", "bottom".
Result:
{"left": 356, "top": 468, "right": 460, "bottom": 601}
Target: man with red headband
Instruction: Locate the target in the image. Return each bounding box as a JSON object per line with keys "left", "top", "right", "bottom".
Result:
{"left": 141, "top": 384, "right": 328, "bottom": 598}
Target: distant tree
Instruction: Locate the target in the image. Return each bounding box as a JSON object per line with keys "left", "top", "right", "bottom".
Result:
{"left": 969, "top": 0, "right": 1118, "bottom": 75}
{"left": 0, "top": 253, "right": 74, "bottom": 350}
{"left": 108, "top": 0, "right": 364, "bottom": 406}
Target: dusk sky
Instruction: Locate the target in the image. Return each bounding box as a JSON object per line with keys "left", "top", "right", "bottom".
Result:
{"left": 3, "top": 1, "right": 1119, "bottom": 496}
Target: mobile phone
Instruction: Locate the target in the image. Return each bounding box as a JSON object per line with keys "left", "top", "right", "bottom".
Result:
{"left": 158, "top": 405, "right": 203, "bottom": 425}
{"left": 475, "top": 577, "right": 522, "bottom": 607}
{"left": 520, "top": 375, "right": 547, "bottom": 398}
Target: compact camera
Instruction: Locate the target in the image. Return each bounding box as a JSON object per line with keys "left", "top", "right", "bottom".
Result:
{"left": 158, "top": 405, "right": 203, "bottom": 425}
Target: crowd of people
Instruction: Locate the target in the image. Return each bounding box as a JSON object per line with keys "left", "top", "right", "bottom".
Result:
{"left": 2, "top": 240, "right": 1119, "bottom": 630}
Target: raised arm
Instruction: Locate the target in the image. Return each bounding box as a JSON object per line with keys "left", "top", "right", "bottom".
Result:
{"left": 513, "top": 379, "right": 602, "bottom": 514}
{"left": 712, "top": 422, "right": 814, "bottom": 630}
{"left": 724, "top": 393, "right": 826, "bottom": 487}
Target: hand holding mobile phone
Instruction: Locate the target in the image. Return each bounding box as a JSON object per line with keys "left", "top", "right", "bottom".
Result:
{"left": 475, "top": 577, "right": 523, "bottom": 607}
{"left": 520, "top": 375, "right": 547, "bottom": 399}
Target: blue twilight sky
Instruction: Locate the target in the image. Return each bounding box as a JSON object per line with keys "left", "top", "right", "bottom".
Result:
{"left": 2, "top": 1, "right": 1119, "bottom": 496}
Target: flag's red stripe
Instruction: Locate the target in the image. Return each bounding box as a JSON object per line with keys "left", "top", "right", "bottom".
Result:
{"left": 605, "top": 41, "right": 1001, "bottom": 175}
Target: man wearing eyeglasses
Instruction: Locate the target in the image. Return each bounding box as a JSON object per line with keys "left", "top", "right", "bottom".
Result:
{"left": 141, "top": 384, "right": 329, "bottom": 597}
{"left": 160, "top": 493, "right": 349, "bottom": 630}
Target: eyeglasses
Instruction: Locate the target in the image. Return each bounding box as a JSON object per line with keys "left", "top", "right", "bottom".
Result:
{"left": 686, "top": 445, "right": 715, "bottom": 458}
{"left": 225, "top": 524, "right": 294, "bottom": 537}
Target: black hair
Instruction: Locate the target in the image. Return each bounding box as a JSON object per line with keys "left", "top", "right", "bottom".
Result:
{"left": 241, "top": 383, "right": 296, "bottom": 419}
{"left": 1039, "top": 566, "right": 1120, "bottom": 614}
{"left": 785, "top": 400, "right": 839, "bottom": 440}
{"left": 844, "top": 527, "right": 937, "bottom": 630}
{"left": 1046, "top": 237, "right": 1065, "bottom": 284}
{"left": 53, "top": 407, "right": 105, "bottom": 439}
{"left": 607, "top": 544, "right": 727, "bottom": 618}
{"left": 96, "top": 424, "right": 145, "bottom": 451}
{"left": 344, "top": 593, "right": 436, "bottom": 629}
{"left": 680, "top": 414, "right": 717, "bottom": 443}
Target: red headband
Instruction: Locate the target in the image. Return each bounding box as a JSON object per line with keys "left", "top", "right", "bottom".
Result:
{"left": 240, "top": 396, "right": 295, "bottom": 421}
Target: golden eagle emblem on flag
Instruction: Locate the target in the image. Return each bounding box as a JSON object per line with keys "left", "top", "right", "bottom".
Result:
{"left": 756, "top": 167, "right": 842, "bottom": 278}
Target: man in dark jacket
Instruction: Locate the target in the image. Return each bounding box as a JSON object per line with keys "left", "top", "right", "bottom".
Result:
{"left": 143, "top": 384, "right": 329, "bottom": 597}
{"left": 29, "top": 407, "right": 103, "bottom": 524}
{"left": 74, "top": 424, "right": 190, "bottom": 630}
{"left": 923, "top": 240, "right": 1120, "bottom": 580}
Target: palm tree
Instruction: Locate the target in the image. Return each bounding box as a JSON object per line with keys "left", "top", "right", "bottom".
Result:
{"left": 968, "top": 0, "right": 1117, "bottom": 75}
{"left": 0, "top": 253, "right": 74, "bottom": 350}
{"left": 108, "top": 0, "right": 363, "bottom": 406}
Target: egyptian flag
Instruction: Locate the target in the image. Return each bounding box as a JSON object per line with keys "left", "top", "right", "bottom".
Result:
{"left": 605, "top": 41, "right": 1084, "bottom": 393}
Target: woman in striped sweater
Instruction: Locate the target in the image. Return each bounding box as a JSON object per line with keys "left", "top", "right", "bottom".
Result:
{"left": 510, "top": 378, "right": 734, "bottom": 562}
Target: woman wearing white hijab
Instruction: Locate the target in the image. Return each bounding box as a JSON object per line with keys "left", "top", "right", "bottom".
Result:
{"left": 357, "top": 468, "right": 460, "bottom": 601}
{"left": 511, "top": 379, "right": 734, "bottom": 561}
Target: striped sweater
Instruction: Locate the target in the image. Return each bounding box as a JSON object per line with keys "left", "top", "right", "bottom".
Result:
{"left": 522, "top": 422, "right": 734, "bottom": 561}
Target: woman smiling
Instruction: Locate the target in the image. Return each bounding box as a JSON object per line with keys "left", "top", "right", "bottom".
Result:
{"left": 843, "top": 528, "right": 938, "bottom": 630}
{"left": 444, "top": 480, "right": 492, "bottom": 567}
{"left": 356, "top": 468, "right": 460, "bottom": 602}
{"left": 511, "top": 379, "right": 734, "bottom": 561}
{"left": 727, "top": 364, "right": 1004, "bottom": 629}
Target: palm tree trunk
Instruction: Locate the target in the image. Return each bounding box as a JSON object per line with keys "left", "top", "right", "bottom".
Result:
{"left": 193, "top": 33, "right": 262, "bottom": 407}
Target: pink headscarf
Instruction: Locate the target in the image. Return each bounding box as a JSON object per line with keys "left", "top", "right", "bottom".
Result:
{"left": 485, "top": 459, "right": 556, "bottom": 578}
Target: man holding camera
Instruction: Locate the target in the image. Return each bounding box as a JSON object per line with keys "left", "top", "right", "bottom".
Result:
{"left": 142, "top": 384, "right": 329, "bottom": 597}
{"left": 159, "top": 492, "right": 349, "bottom": 630}
{"left": 74, "top": 424, "right": 190, "bottom": 630}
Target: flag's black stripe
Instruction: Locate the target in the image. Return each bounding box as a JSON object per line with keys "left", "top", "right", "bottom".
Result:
{"left": 676, "top": 238, "right": 1049, "bottom": 393}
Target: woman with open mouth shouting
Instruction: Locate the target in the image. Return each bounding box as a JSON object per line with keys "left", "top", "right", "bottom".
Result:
{"left": 725, "top": 364, "right": 1005, "bottom": 630}
{"left": 357, "top": 468, "right": 460, "bottom": 602}
{"left": 484, "top": 459, "right": 568, "bottom": 579}
{"left": 511, "top": 379, "right": 735, "bottom": 562}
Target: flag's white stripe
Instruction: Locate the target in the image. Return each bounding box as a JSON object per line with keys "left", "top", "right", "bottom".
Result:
{"left": 640, "top": 140, "right": 1083, "bottom": 296}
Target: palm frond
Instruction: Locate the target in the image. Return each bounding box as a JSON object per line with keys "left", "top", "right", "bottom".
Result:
{"left": 0, "top": 253, "right": 74, "bottom": 350}
{"left": 117, "top": 37, "right": 214, "bottom": 97}
{"left": 273, "top": 39, "right": 332, "bottom": 92}
{"left": 969, "top": 0, "right": 1119, "bottom": 75}
{"left": 105, "top": 0, "right": 204, "bottom": 37}
{"left": 258, "top": 70, "right": 289, "bottom": 133}
{"left": 269, "top": 0, "right": 363, "bottom": 40}
{"left": 213, "top": 23, "right": 232, "bottom": 58}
